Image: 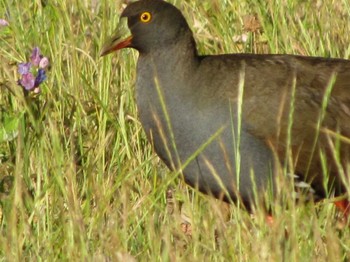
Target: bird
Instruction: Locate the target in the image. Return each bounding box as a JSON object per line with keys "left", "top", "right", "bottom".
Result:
{"left": 101, "top": 0, "right": 350, "bottom": 212}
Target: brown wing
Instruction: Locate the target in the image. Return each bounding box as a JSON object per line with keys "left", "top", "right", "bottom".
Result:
{"left": 238, "top": 55, "right": 350, "bottom": 194}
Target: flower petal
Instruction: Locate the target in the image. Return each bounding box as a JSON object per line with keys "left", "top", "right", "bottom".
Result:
{"left": 19, "top": 73, "right": 35, "bottom": 90}
{"left": 18, "top": 62, "right": 31, "bottom": 75}
{"left": 30, "top": 47, "right": 42, "bottom": 66}
{"left": 0, "top": 19, "right": 9, "bottom": 27}
{"left": 34, "top": 68, "right": 47, "bottom": 87}
{"left": 39, "top": 57, "right": 49, "bottom": 69}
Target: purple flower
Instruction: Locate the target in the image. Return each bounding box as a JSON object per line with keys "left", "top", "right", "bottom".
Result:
{"left": 39, "top": 57, "right": 49, "bottom": 69}
{"left": 18, "top": 62, "right": 31, "bottom": 75}
{"left": 17, "top": 47, "right": 49, "bottom": 93}
{"left": 34, "top": 69, "right": 47, "bottom": 87}
{"left": 19, "top": 73, "right": 35, "bottom": 90}
{"left": 30, "top": 47, "right": 49, "bottom": 68}
{"left": 0, "top": 19, "right": 9, "bottom": 27}
{"left": 30, "top": 47, "right": 42, "bottom": 66}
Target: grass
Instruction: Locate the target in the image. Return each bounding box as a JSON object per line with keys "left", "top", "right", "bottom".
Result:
{"left": 0, "top": 0, "right": 350, "bottom": 260}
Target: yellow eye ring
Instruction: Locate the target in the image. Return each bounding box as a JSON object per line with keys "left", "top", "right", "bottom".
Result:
{"left": 140, "top": 12, "right": 152, "bottom": 23}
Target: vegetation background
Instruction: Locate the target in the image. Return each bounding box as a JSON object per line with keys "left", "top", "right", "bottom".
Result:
{"left": 0, "top": 0, "right": 350, "bottom": 260}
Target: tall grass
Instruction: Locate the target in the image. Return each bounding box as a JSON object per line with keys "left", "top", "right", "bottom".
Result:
{"left": 0, "top": 0, "right": 349, "bottom": 260}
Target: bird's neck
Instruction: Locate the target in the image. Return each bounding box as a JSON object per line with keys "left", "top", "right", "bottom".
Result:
{"left": 134, "top": 34, "right": 200, "bottom": 171}
{"left": 138, "top": 33, "right": 198, "bottom": 78}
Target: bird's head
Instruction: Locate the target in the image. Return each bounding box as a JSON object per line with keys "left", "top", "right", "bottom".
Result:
{"left": 100, "top": 0, "right": 191, "bottom": 56}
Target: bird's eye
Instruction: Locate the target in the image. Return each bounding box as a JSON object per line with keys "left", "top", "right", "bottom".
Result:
{"left": 140, "top": 12, "right": 152, "bottom": 23}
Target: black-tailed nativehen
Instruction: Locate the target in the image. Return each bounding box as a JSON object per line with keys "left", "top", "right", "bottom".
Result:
{"left": 101, "top": 0, "right": 350, "bottom": 212}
